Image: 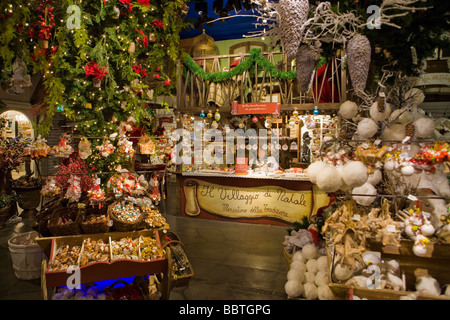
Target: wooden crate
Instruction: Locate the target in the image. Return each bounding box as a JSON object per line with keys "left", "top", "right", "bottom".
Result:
{"left": 43, "top": 230, "right": 167, "bottom": 288}
{"left": 327, "top": 239, "right": 450, "bottom": 300}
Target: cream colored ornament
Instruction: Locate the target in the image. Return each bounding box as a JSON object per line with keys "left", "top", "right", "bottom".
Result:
{"left": 357, "top": 118, "right": 378, "bottom": 139}
{"left": 338, "top": 100, "right": 358, "bottom": 119}
{"left": 316, "top": 165, "right": 343, "bottom": 193}
{"left": 352, "top": 182, "right": 377, "bottom": 206}
{"left": 389, "top": 108, "right": 413, "bottom": 124}
{"left": 413, "top": 117, "right": 435, "bottom": 138}
{"left": 404, "top": 88, "right": 425, "bottom": 106}
{"left": 341, "top": 161, "right": 368, "bottom": 188}
{"left": 401, "top": 164, "right": 415, "bottom": 176}
{"left": 285, "top": 280, "right": 304, "bottom": 298}
{"left": 333, "top": 263, "right": 353, "bottom": 281}
{"left": 370, "top": 98, "right": 392, "bottom": 121}
{"left": 381, "top": 123, "right": 406, "bottom": 142}
{"left": 347, "top": 33, "right": 371, "bottom": 93}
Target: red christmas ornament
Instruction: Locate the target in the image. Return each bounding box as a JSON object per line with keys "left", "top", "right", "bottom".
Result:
{"left": 164, "top": 79, "right": 171, "bottom": 86}
{"left": 153, "top": 74, "right": 160, "bottom": 79}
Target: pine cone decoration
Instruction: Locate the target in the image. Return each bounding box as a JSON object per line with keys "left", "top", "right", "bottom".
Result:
{"left": 347, "top": 33, "right": 371, "bottom": 94}
{"left": 296, "top": 45, "right": 320, "bottom": 93}
{"left": 405, "top": 122, "right": 416, "bottom": 139}
{"left": 277, "top": 0, "right": 309, "bottom": 60}
{"left": 377, "top": 96, "right": 385, "bottom": 113}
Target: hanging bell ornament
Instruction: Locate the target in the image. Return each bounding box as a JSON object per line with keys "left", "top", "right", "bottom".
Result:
{"left": 313, "top": 106, "right": 319, "bottom": 115}
{"left": 207, "top": 110, "right": 213, "bottom": 118}
{"left": 200, "top": 110, "right": 206, "bottom": 118}
{"left": 252, "top": 116, "right": 258, "bottom": 123}
{"left": 214, "top": 110, "right": 221, "bottom": 121}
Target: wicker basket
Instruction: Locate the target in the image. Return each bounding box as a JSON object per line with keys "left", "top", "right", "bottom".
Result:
{"left": 81, "top": 205, "right": 110, "bottom": 234}
{"left": 48, "top": 205, "right": 82, "bottom": 236}
{"left": 108, "top": 201, "right": 144, "bottom": 232}
{"left": 163, "top": 232, "right": 194, "bottom": 288}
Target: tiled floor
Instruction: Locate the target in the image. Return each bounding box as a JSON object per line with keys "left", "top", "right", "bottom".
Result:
{"left": 0, "top": 178, "right": 288, "bottom": 300}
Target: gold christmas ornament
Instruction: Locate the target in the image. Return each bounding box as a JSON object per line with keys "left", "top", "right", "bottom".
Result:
{"left": 128, "top": 41, "right": 136, "bottom": 53}
{"left": 207, "top": 110, "right": 213, "bottom": 118}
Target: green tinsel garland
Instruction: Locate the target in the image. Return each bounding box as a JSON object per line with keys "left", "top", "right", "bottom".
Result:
{"left": 182, "top": 48, "right": 297, "bottom": 83}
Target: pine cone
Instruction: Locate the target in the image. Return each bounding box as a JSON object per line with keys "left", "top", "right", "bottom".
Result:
{"left": 296, "top": 45, "right": 320, "bottom": 93}
{"left": 405, "top": 122, "right": 416, "bottom": 139}
{"left": 377, "top": 96, "right": 385, "bottom": 113}
{"left": 347, "top": 34, "right": 371, "bottom": 94}
{"left": 277, "top": 0, "right": 309, "bottom": 59}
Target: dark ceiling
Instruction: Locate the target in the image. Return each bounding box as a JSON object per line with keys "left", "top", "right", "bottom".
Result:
{"left": 180, "top": 0, "right": 267, "bottom": 41}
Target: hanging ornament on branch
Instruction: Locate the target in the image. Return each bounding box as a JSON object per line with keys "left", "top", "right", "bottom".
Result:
{"left": 346, "top": 33, "right": 371, "bottom": 95}
{"left": 276, "top": 0, "right": 309, "bottom": 59}
{"left": 295, "top": 44, "right": 320, "bottom": 93}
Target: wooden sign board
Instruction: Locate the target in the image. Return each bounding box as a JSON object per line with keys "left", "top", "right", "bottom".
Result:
{"left": 182, "top": 179, "right": 330, "bottom": 224}
{"left": 231, "top": 101, "right": 281, "bottom": 116}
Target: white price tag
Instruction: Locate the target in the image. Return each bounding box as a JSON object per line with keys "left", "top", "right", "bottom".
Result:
{"left": 387, "top": 225, "right": 397, "bottom": 233}
{"left": 407, "top": 194, "right": 419, "bottom": 201}
{"left": 352, "top": 214, "right": 361, "bottom": 222}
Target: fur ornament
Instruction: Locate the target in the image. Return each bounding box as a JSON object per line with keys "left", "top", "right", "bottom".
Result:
{"left": 352, "top": 182, "right": 377, "bottom": 206}
{"left": 413, "top": 117, "right": 435, "bottom": 138}
{"left": 304, "top": 271, "right": 316, "bottom": 283}
{"left": 290, "top": 261, "right": 307, "bottom": 273}
{"left": 287, "top": 268, "right": 305, "bottom": 283}
{"left": 357, "top": 118, "right": 378, "bottom": 139}
{"left": 318, "top": 284, "right": 334, "bottom": 300}
{"left": 381, "top": 123, "right": 406, "bottom": 142}
{"left": 370, "top": 98, "right": 391, "bottom": 122}
{"left": 306, "top": 259, "right": 318, "bottom": 273}
{"left": 292, "top": 251, "right": 306, "bottom": 264}
{"left": 316, "top": 255, "right": 328, "bottom": 272}
{"left": 315, "top": 271, "right": 329, "bottom": 287}
{"left": 307, "top": 161, "right": 327, "bottom": 184}
{"left": 404, "top": 88, "right": 425, "bottom": 106}
{"left": 315, "top": 164, "right": 343, "bottom": 193}
{"left": 416, "top": 276, "right": 441, "bottom": 296}
{"left": 338, "top": 100, "right": 358, "bottom": 120}
{"left": 346, "top": 34, "right": 371, "bottom": 93}
{"left": 302, "top": 243, "right": 319, "bottom": 260}
{"left": 389, "top": 108, "right": 413, "bottom": 124}
{"left": 367, "top": 169, "right": 382, "bottom": 186}
{"left": 303, "top": 283, "right": 318, "bottom": 300}
{"left": 340, "top": 161, "right": 368, "bottom": 188}
{"left": 277, "top": 0, "right": 310, "bottom": 59}
{"left": 296, "top": 45, "right": 320, "bottom": 93}
{"left": 333, "top": 263, "right": 353, "bottom": 281}
{"left": 285, "top": 280, "right": 304, "bottom": 298}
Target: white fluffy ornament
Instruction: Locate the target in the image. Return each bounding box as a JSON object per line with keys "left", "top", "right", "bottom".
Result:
{"left": 370, "top": 99, "right": 392, "bottom": 122}
{"left": 404, "top": 88, "right": 425, "bottom": 106}
{"left": 333, "top": 263, "right": 353, "bottom": 281}
{"left": 290, "top": 261, "right": 307, "bottom": 273}
{"left": 352, "top": 182, "right": 377, "bottom": 206}
{"left": 400, "top": 164, "right": 415, "bottom": 176}
{"left": 339, "top": 100, "right": 358, "bottom": 120}
{"left": 317, "top": 255, "right": 328, "bottom": 272}
{"left": 287, "top": 268, "right": 306, "bottom": 283}
{"left": 367, "top": 169, "right": 382, "bottom": 186}
{"left": 303, "top": 283, "right": 318, "bottom": 300}
{"left": 357, "top": 118, "right": 378, "bottom": 139}
{"left": 306, "top": 259, "right": 318, "bottom": 273}
{"left": 315, "top": 271, "right": 329, "bottom": 287}
{"left": 285, "top": 280, "right": 304, "bottom": 298}
{"left": 318, "top": 284, "right": 334, "bottom": 300}
{"left": 382, "top": 123, "right": 406, "bottom": 141}
{"left": 292, "top": 251, "right": 306, "bottom": 264}
{"left": 304, "top": 271, "right": 316, "bottom": 283}
{"left": 341, "top": 161, "right": 368, "bottom": 188}
{"left": 416, "top": 276, "right": 441, "bottom": 296}
{"left": 307, "top": 161, "right": 327, "bottom": 184}
{"left": 302, "top": 243, "right": 319, "bottom": 260}
{"left": 413, "top": 117, "right": 435, "bottom": 138}
{"left": 389, "top": 109, "right": 413, "bottom": 124}
{"left": 315, "top": 165, "right": 343, "bottom": 193}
